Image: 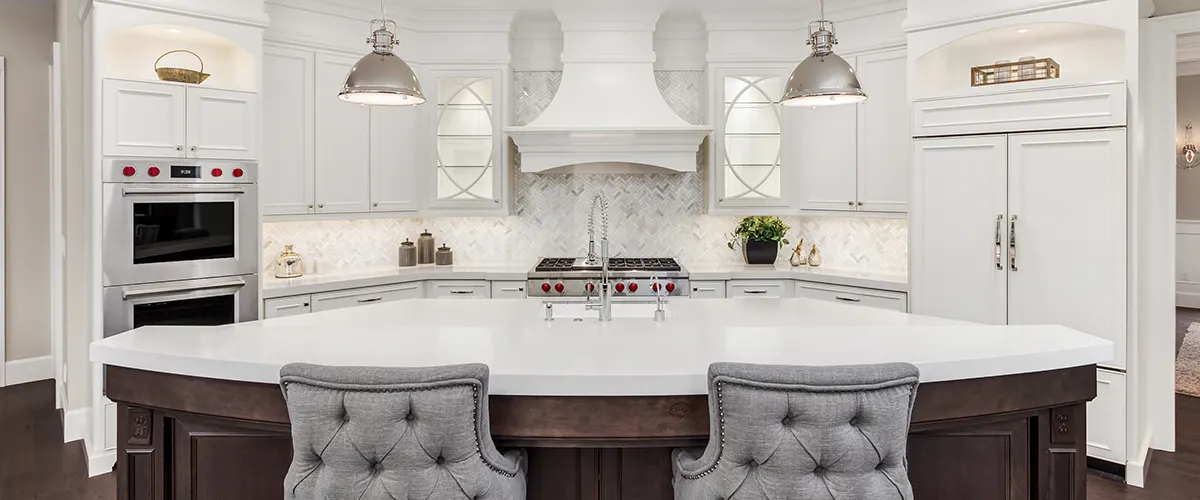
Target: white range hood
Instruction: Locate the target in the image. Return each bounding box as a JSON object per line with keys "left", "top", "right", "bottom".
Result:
{"left": 505, "top": 10, "right": 711, "bottom": 173}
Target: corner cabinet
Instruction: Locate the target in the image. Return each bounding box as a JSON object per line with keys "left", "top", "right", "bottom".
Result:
{"left": 422, "top": 67, "right": 509, "bottom": 214}
{"left": 102, "top": 78, "right": 257, "bottom": 160}
{"left": 709, "top": 65, "right": 795, "bottom": 212}
{"left": 261, "top": 45, "right": 421, "bottom": 217}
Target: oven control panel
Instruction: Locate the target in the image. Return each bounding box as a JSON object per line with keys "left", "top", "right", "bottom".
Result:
{"left": 104, "top": 160, "right": 256, "bottom": 183}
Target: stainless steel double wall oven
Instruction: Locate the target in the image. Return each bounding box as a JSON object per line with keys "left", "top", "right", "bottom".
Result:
{"left": 102, "top": 159, "right": 259, "bottom": 337}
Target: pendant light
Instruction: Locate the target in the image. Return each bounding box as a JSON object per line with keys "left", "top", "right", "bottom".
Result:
{"left": 339, "top": 0, "right": 424, "bottom": 106}
{"left": 1181, "top": 122, "right": 1200, "bottom": 170}
{"left": 781, "top": 0, "right": 867, "bottom": 107}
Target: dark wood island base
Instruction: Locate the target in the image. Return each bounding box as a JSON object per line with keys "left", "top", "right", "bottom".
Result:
{"left": 105, "top": 364, "right": 1096, "bottom": 500}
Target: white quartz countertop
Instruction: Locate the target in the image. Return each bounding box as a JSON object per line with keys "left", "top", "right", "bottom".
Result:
{"left": 262, "top": 261, "right": 906, "bottom": 298}
{"left": 92, "top": 298, "right": 1111, "bottom": 396}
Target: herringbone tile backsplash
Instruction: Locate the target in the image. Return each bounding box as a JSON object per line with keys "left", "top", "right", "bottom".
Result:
{"left": 262, "top": 71, "right": 908, "bottom": 274}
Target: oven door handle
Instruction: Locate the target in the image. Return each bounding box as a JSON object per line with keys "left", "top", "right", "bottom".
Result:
{"left": 122, "top": 277, "right": 247, "bottom": 300}
{"left": 122, "top": 187, "right": 247, "bottom": 196}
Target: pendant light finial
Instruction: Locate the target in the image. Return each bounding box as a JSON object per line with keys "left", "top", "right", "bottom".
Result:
{"left": 781, "top": 0, "right": 867, "bottom": 107}
{"left": 339, "top": 1, "right": 424, "bottom": 106}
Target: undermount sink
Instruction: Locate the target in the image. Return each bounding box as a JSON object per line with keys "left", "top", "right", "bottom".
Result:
{"left": 545, "top": 302, "right": 672, "bottom": 320}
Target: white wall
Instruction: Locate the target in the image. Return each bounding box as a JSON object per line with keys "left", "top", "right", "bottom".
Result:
{"left": 1157, "top": 0, "right": 1200, "bottom": 17}
{"left": 0, "top": 0, "right": 55, "bottom": 365}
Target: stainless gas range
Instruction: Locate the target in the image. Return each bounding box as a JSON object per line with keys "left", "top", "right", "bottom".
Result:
{"left": 527, "top": 257, "right": 690, "bottom": 298}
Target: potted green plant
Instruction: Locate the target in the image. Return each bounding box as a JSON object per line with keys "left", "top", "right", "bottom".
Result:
{"left": 727, "top": 216, "right": 791, "bottom": 265}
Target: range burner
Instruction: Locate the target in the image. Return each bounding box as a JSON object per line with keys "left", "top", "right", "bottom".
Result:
{"left": 534, "top": 257, "right": 683, "bottom": 272}
{"left": 534, "top": 258, "right": 578, "bottom": 272}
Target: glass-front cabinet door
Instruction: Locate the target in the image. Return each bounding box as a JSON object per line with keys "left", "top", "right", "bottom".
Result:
{"left": 710, "top": 66, "right": 796, "bottom": 213}
{"left": 425, "top": 67, "right": 508, "bottom": 212}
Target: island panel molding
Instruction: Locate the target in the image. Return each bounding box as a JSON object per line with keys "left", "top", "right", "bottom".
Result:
{"left": 105, "top": 364, "right": 1095, "bottom": 500}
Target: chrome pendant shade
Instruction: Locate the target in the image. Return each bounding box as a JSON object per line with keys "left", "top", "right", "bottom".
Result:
{"left": 781, "top": 1, "right": 867, "bottom": 107}
{"left": 339, "top": 15, "right": 425, "bottom": 106}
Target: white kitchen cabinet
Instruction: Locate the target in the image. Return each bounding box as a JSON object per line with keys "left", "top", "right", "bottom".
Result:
{"left": 370, "top": 105, "right": 421, "bottom": 212}
{"left": 186, "top": 87, "right": 258, "bottom": 160}
{"left": 795, "top": 103, "right": 857, "bottom": 211}
{"left": 425, "top": 67, "right": 508, "bottom": 213}
{"left": 726, "top": 280, "right": 790, "bottom": 298}
{"left": 855, "top": 48, "right": 909, "bottom": 213}
{"left": 311, "top": 282, "right": 424, "bottom": 312}
{"left": 491, "top": 281, "right": 528, "bottom": 299}
{"left": 911, "top": 135, "right": 1009, "bottom": 325}
{"left": 1087, "top": 369, "right": 1127, "bottom": 465}
{"left": 103, "top": 78, "right": 257, "bottom": 160}
{"left": 1006, "top": 129, "right": 1127, "bottom": 368}
{"left": 264, "top": 295, "right": 312, "bottom": 319}
{"left": 690, "top": 281, "right": 727, "bottom": 299}
{"left": 262, "top": 46, "right": 315, "bottom": 215}
{"left": 103, "top": 78, "right": 187, "bottom": 157}
{"left": 315, "top": 53, "right": 371, "bottom": 214}
{"left": 795, "top": 282, "right": 907, "bottom": 312}
{"left": 429, "top": 281, "right": 491, "bottom": 299}
{"left": 709, "top": 66, "right": 794, "bottom": 212}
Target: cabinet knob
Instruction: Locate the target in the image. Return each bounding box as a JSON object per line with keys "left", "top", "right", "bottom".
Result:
{"left": 373, "top": 202, "right": 379, "bottom": 207}
{"left": 175, "top": 145, "right": 183, "bottom": 151}
{"left": 318, "top": 204, "right": 324, "bottom": 208}
{"left": 308, "top": 205, "right": 314, "bottom": 209}
{"left": 857, "top": 201, "right": 864, "bottom": 206}
{"left": 303, "top": 303, "right": 309, "bottom": 307}
{"left": 190, "top": 146, "right": 197, "bottom": 152}
{"left": 847, "top": 201, "right": 854, "bottom": 206}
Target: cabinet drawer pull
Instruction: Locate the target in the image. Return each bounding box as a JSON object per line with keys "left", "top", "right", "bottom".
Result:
{"left": 994, "top": 214, "right": 1004, "bottom": 271}
{"left": 357, "top": 297, "right": 383, "bottom": 303}
{"left": 694, "top": 287, "right": 717, "bottom": 292}
{"left": 1009, "top": 214, "right": 1018, "bottom": 272}
{"left": 276, "top": 304, "right": 302, "bottom": 311}
{"left": 835, "top": 296, "right": 862, "bottom": 303}
{"left": 743, "top": 290, "right": 769, "bottom": 294}
{"left": 450, "top": 290, "right": 476, "bottom": 295}
{"left": 500, "top": 287, "right": 524, "bottom": 292}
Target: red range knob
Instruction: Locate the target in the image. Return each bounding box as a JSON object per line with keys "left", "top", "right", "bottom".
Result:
{"left": 211, "top": 168, "right": 224, "bottom": 177}
{"left": 122, "top": 165, "right": 136, "bottom": 177}
{"left": 148, "top": 166, "right": 161, "bottom": 177}
{"left": 586, "top": 283, "right": 596, "bottom": 293}
{"left": 666, "top": 282, "right": 676, "bottom": 293}
{"left": 615, "top": 283, "right": 625, "bottom": 293}
{"left": 628, "top": 282, "right": 639, "bottom": 293}
{"left": 652, "top": 283, "right": 661, "bottom": 292}
{"left": 232, "top": 168, "right": 244, "bottom": 178}
{"left": 554, "top": 283, "right": 565, "bottom": 293}
{"left": 541, "top": 283, "right": 552, "bottom": 293}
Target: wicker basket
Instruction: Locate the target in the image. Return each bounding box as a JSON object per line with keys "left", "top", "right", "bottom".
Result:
{"left": 154, "top": 50, "right": 210, "bottom": 85}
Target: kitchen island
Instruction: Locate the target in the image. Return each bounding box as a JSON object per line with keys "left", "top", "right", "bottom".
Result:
{"left": 92, "top": 298, "right": 1111, "bottom": 500}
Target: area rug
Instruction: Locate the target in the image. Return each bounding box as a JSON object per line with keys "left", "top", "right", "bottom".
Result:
{"left": 1177, "top": 322, "right": 1200, "bottom": 397}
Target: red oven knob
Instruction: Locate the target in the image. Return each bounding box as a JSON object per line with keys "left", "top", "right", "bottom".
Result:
{"left": 615, "top": 282, "right": 625, "bottom": 293}
{"left": 586, "top": 282, "right": 596, "bottom": 293}
{"left": 541, "top": 282, "right": 552, "bottom": 293}
{"left": 232, "top": 168, "right": 244, "bottom": 178}
{"left": 121, "top": 165, "right": 136, "bottom": 177}
{"left": 148, "top": 166, "right": 161, "bottom": 177}
{"left": 211, "top": 168, "right": 224, "bottom": 177}
{"left": 666, "top": 282, "right": 676, "bottom": 293}
{"left": 554, "top": 283, "right": 565, "bottom": 293}
{"left": 628, "top": 282, "right": 639, "bottom": 293}
{"left": 652, "top": 283, "right": 661, "bottom": 292}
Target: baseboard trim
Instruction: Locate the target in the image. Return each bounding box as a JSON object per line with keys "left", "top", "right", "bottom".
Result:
{"left": 4, "top": 355, "right": 54, "bottom": 386}
{"left": 1088, "top": 456, "right": 1126, "bottom": 479}
{"left": 62, "top": 406, "right": 89, "bottom": 444}
{"left": 87, "top": 448, "right": 116, "bottom": 478}
{"left": 1126, "top": 430, "right": 1154, "bottom": 488}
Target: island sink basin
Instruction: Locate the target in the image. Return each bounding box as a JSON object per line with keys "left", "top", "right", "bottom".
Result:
{"left": 546, "top": 302, "right": 672, "bottom": 320}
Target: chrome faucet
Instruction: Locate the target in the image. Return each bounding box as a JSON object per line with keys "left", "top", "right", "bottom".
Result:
{"left": 585, "top": 192, "right": 613, "bottom": 322}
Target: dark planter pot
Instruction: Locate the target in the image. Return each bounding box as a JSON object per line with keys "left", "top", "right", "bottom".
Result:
{"left": 743, "top": 239, "right": 779, "bottom": 265}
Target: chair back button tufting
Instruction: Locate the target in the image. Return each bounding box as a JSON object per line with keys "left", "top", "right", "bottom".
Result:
{"left": 436, "top": 456, "right": 446, "bottom": 465}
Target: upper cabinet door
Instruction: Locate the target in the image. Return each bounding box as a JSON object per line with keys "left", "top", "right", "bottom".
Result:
{"left": 712, "top": 68, "right": 793, "bottom": 211}
{"left": 314, "top": 54, "right": 371, "bottom": 214}
{"left": 911, "top": 135, "right": 1008, "bottom": 325}
{"left": 427, "top": 67, "right": 506, "bottom": 211}
{"left": 261, "top": 46, "right": 315, "bottom": 215}
{"left": 370, "top": 104, "right": 420, "bottom": 212}
{"left": 795, "top": 95, "right": 858, "bottom": 211}
{"left": 186, "top": 87, "right": 259, "bottom": 160}
{"left": 102, "top": 79, "right": 187, "bottom": 157}
{"left": 1006, "top": 129, "right": 1127, "bottom": 368}
{"left": 856, "top": 48, "right": 909, "bottom": 213}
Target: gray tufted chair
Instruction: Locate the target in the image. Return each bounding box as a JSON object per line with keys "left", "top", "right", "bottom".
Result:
{"left": 279, "top": 363, "right": 526, "bottom": 500}
{"left": 673, "top": 362, "right": 919, "bottom": 500}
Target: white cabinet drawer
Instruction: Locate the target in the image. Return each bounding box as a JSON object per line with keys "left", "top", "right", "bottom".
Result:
{"left": 491, "top": 281, "right": 528, "bottom": 299}
{"left": 429, "top": 281, "right": 491, "bottom": 299}
{"left": 727, "top": 280, "right": 790, "bottom": 298}
{"left": 913, "top": 81, "right": 1127, "bottom": 137}
{"left": 1087, "top": 368, "right": 1127, "bottom": 464}
{"left": 690, "top": 281, "right": 727, "bottom": 299}
{"left": 795, "top": 282, "right": 908, "bottom": 312}
{"left": 311, "top": 282, "right": 423, "bottom": 312}
{"left": 263, "top": 295, "right": 312, "bottom": 319}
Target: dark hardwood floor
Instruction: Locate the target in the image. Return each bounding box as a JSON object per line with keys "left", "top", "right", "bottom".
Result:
{"left": 5, "top": 308, "right": 1200, "bottom": 499}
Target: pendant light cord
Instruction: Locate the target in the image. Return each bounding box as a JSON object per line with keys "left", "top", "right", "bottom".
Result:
{"left": 819, "top": 0, "right": 824, "bottom": 22}
{"left": 380, "top": 0, "right": 386, "bottom": 18}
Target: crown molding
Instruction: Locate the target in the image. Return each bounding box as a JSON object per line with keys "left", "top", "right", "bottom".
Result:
{"left": 83, "top": 0, "right": 271, "bottom": 27}
{"left": 703, "top": 0, "right": 903, "bottom": 31}
{"left": 902, "top": 0, "right": 1112, "bottom": 34}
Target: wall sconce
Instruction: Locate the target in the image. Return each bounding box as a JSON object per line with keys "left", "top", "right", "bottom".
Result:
{"left": 1181, "top": 122, "right": 1200, "bottom": 170}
